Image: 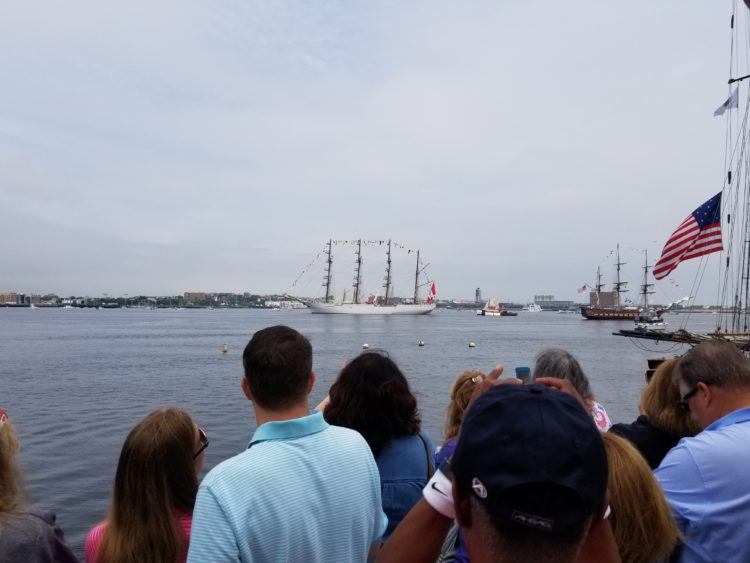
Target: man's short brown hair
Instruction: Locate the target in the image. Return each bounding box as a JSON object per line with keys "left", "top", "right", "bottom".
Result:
{"left": 675, "top": 339, "right": 750, "bottom": 390}
{"left": 242, "top": 325, "right": 312, "bottom": 410}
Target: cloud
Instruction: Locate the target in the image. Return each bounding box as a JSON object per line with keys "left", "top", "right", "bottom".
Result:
{"left": 0, "top": 1, "right": 732, "bottom": 301}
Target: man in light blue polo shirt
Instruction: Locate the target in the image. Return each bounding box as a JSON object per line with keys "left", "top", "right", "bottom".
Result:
{"left": 655, "top": 340, "right": 750, "bottom": 563}
{"left": 188, "top": 325, "right": 387, "bottom": 562}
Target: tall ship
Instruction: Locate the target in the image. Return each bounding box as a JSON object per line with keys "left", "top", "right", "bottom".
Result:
{"left": 615, "top": 2, "right": 750, "bottom": 350}
{"left": 580, "top": 244, "right": 639, "bottom": 320}
{"left": 307, "top": 239, "right": 436, "bottom": 315}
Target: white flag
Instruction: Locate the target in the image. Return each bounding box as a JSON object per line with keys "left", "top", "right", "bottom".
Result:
{"left": 714, "top": 88, "right": 739, "bottom": 116}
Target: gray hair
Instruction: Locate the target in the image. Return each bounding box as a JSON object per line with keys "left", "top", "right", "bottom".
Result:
{"left": 675, "top": 340, "right": 750, "bottom": 390}
{"left": 533, "top": 348, "right": 592, "bottom": 399}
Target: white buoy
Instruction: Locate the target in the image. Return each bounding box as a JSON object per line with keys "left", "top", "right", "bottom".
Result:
{"left": 468, "top": 342, "right": 476, "bottom": 348}
{"left": 362, "top": 343, "right": 370, "bottom": 349}
{"left": 222, "top": 344, "right": 228, "bottom": 354}
{"left": 418, "top": 340, "right": 425, "bottom": 347}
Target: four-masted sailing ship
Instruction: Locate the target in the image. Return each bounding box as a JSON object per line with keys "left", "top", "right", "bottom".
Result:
{"left": 307, "top": 239, "right": 437, "bottom": 315}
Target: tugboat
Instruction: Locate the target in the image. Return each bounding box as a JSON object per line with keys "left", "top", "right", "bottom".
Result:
{"left": 477, "top": 298, "right": 518, "bottom": 317}
{"left": 580, "top": 244, "right": 639, "bottom": 320}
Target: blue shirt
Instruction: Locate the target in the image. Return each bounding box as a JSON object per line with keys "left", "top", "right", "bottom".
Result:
{"left": 376, "top": 431, "right": 434, "bottom": 538}
{"left": 187, "top": 412, "right": 387, "bottom": 563}
{"left": 655, "top": 406, "right": 750, "bottom": 563}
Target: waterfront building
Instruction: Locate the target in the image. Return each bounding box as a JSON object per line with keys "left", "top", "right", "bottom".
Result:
{"left": 0, "top": 292, "right": 25, "bottom": 304}
{"left": 533, "top": 294, "right": 575, "bottom": 311}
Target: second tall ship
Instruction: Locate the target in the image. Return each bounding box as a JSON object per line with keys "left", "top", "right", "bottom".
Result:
{"left": 580, "top": 244, "right": 638, "bottom": 320}
{"left": 307, "top": 239, "right": 436, "bottom": 315}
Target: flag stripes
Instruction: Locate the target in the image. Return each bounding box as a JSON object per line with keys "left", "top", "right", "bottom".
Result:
{"left": 653, "top": 193, "right": 723, "bottom": 280}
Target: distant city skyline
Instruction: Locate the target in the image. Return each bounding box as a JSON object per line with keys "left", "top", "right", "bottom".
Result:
{"left": 0, "top": 2, "right": 733, "bottom": 304}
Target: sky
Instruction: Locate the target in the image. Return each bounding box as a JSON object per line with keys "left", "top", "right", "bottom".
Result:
{"left": 0, "top": 1, "right": 742, "bottom": 302}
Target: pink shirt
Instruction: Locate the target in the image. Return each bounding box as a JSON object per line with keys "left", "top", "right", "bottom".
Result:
{"left": 591, "top": 401, "right": 612, "bottom": 431}
{"left": 85, "top": 512, "right": 192, "bottom": 563}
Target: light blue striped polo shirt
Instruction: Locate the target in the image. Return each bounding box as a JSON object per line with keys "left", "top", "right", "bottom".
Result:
{"left": 187, "top": 412, "right": 388, "bottom": 563}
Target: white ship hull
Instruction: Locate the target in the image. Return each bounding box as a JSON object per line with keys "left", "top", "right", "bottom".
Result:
{"left": 308, "top": 302, "right": 436, "bottom": 315}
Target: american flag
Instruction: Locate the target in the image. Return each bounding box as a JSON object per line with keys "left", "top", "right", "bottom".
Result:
{"left": 653, "top": 192, "right": 723, "bottom": 280}
{"left": 577, "top": 284, "right": 587, "bottom": 294}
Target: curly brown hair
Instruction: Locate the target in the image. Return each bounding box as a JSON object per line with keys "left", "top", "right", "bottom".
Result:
{"left": 324, "top": 350, "right": 421, "bottom": 457}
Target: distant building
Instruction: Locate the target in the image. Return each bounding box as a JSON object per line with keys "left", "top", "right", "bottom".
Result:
{"left": 534, "top": 294, "right": 575, "bottom": 311}
{"left": 184, "top": 292, "right": 209, "bottom": 301}
{"left": 0, "top": 292, "right": 24, "bottom": 304}
{"left": 475, "top": 287, "right": 482, "bottom": 304}
{"left": 264, "top": 300, "right": 306, "bottom": 309}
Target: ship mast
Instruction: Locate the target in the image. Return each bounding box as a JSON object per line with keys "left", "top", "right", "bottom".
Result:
{"left": 323, "top": 238, "right": 333, "bottom": 303}
{"left": 640, "top": 250, "right": 654, "bottom": 311}
{"left": 383, "top": 239, "right": 392, "bottom": 305}
{"left": 595, "top": 266, "right": 604, "bottom": 307}
{"left": 413, "top": 249, "right": 420, "bottom": 303}
{"left": 353, "top": 239, "right": 363, "bottom": 304}
{"left": 613, "top": 243, "right": 628, "bottom": 307}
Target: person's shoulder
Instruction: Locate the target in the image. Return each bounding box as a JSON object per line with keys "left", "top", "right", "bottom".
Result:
{"left": 9, "top": 506, "right": 58, "bottom": 531}
{"left": 200, "top": 448, "right": 257, "bottom": 489}
{"left": 610, "top": 416, "right": 650, "bottom": 437}
{"left": 656, "top": 435, "right": 701, "bottom": 478}
{"left": 0, "top": 507, "right": 67, "bottom": 558}
{"left": 85, "top": 521, "right": 108, "bottom": 561}
{"left": 324, "top": 423, "right": 371, "bottom": 447}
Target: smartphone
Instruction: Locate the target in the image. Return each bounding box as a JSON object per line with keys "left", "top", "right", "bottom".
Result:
{"left": 515, "top": 366, "right": 532, "bottom": 384}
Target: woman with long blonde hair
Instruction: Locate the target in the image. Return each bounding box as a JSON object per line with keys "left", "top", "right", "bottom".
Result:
{"left": 0, "top": 408, "right": 78, "bottom": 562}
{"left": 602, "top": 432, "right": 680, "bottom": 563}
{"left": 610, "top": 357, "right": 698, "bottom": 468}
{"left": 85, "top": 407, "right": 208, "bottom": 563}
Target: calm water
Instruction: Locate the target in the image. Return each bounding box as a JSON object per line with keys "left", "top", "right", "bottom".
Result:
{"left": 1, "top": 307, "right": 716, "bottom": 556}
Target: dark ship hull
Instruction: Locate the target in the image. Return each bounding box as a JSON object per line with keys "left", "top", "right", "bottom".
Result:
{"left": 580, "top": 306, "right": 638, "bottom": 320}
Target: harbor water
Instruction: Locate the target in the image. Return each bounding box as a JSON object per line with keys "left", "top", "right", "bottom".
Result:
{"left": 1, "top": 307, "right": 718, "bottom": 556}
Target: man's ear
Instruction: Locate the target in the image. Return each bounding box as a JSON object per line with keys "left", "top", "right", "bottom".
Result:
{"left": 454, "top": 483, "right": 472, "bottom": 528}
{"left": 307, "top": 371, "right": 316, "bottom": 394}
{"left": 697, "top": 381, "right": 712, "bottom": 408}
{"left": 241, "top": 377, "right": 253, "bottom": 402}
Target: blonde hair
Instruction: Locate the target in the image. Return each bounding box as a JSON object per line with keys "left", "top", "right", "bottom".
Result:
{"left": 99, "top": 408, "right": 198, "bottom": 563}
{"left": 444, "top": 370, "right": 483, "bottom": 441}
{"left": 602, "top": 432, "right": 680, "bottom": 563}
{"left": 640, "top": 357, "right": 699, "bottom": 437}
{"left": 0, "top": 418, "right": 27, "bottom": 512}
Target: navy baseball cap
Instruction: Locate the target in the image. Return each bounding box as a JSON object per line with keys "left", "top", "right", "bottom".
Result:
{"left": 452, "top": 384, "right": 608, "bottom": 538}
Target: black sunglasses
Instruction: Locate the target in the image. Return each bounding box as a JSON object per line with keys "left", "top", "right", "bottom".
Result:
{"left": 194, "top": 427, "right": 209, "bottom": 459}
{"left": 677, "top": 387, "right": 699, "bottom": 413}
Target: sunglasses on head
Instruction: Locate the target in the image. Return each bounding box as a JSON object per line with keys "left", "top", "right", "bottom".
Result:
{"left": 194, "top": 427, "right": 209, "bottom": 459}
{"left": 677, "top": 387, "right": 699, "bottom": 413}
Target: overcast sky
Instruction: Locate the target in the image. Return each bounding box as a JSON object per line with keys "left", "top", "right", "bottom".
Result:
{"left": 0, "top": 1, "right": 740, "bottom": 302}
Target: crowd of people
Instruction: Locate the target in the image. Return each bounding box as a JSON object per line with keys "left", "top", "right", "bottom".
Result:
{"left": 2, "top": 324, "right": 750, "bottom": 562}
